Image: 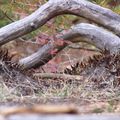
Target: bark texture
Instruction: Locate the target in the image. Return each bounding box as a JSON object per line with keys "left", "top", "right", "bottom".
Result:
{"left": 20, "top": 23, "right": 120, "bottom": 69}
{"left": 0, "top": 0, "right": 120, "bottom": 68}
{"left": 0, "top": 0, "right": 120, "bottom": 45}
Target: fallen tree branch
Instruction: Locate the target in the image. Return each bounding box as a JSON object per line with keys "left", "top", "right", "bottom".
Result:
{"left": 33, "top": 73, "right": 83, "bottom": 81}
{"left": 61, "top": 23, "right": 120, "bottom": 52}
{"left": 0, "top": 105, "right": 78, "bottom": 116}
{"left": 19, "top": 23, "right": 120, "bottom": 69}
{"left": 0, "top": 0, "right": 120, "bottom": 45}
{"left": 19, "top": 39, "right": 67, "bottom": 69}
{"left": 68, "top": 43, "right": 100, "bottom": 52}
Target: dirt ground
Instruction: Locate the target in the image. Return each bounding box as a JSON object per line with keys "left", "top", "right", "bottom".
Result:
{"left": 0, "top": 40, "right": 120, "bottom": 117}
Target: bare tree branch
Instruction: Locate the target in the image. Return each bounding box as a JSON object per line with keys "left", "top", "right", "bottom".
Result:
{"left": 19, "top": 39, "right": 67, "bottom": 69}
{"left": 0, "top": 0, "right": 120, "bottom": 45}
{"left": 20, "top": 23, "right": 120, "bottom": 69}
{"left": 61, "top": 23, "right": 120, "bottom": 52}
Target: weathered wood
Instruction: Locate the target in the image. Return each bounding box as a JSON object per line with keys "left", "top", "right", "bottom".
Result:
{"left": 0, "top": 0, "right": 120, "bottom": 45}
{"left": 20, "top": 23, "right": 120, "bottom": 69}
{"left": 61, "top": 23, "right": 120, "bottom": 52}
{"left": 19, "top": 39, "right": 67, "bottom": 69}
{"left": 33, "top": 73, "right": 83, "bottom": 80}
{"left": 0, "top": 105, "right": 78, "bottom": 116}
{"left": 1, "top": 114, "right": 120, "bottom": 120}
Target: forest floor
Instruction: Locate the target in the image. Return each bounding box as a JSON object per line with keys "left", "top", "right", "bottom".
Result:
{"left": 0, "top": 40, "right": 120, "bottom": 120}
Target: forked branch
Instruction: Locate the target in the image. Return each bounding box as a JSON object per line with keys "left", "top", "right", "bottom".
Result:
{"left": 20, "top": 23, "right": 120, "bottom": 69}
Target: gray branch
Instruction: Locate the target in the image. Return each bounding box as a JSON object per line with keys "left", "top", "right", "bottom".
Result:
{"left": 0, "top": 0, "right": 120, "bottom": 45}
{"left": 20, "top": 23, "right": 120, "bottom": 69}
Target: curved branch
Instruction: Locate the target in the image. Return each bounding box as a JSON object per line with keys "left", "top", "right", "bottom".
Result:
{"left": 19, "top": 23, "right": 120, "bottom": 69}
{"left": 61, "top": 23, "right": 120, "bottom": 52}
{"left": 0, "top": 0, "right": 120, "bottom": 45}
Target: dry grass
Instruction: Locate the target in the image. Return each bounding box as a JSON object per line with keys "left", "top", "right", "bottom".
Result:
{"left": 0, "top": 42, "right": 120, "bottom": 114}
{"left": 0, "top": 71, "right": 120, "bottom": 115}
{"left": 0, "top": 72, "right": 120, "bottom": 106}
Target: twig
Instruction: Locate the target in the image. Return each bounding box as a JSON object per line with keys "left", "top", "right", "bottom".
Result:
{"left": 68, "top": 44, "right": 100, "bottom": 52}
{"left": 0, "top": 9, "right": 15, "bottom": 22}
{"left": 33, "top": 73, "right": 83, "bottom": 81}
{"left": 20, "top": 23, "right": 120, "bottom": 69}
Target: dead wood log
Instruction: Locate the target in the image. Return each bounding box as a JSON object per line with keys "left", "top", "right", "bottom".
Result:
{"left": 0, "top": 0, "right": 120, "bottom": 69}
{"left": 20, "top": 23, "right": 120, "bottom": 69}
{"left": 0, "top": 0, "right": 120, "bottom": 45}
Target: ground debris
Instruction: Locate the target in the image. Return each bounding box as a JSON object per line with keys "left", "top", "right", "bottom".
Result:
{"left": 64, "top": 51, "right": 120, "bottom": 89}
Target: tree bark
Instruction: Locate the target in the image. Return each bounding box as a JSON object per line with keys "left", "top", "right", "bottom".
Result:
{"left": 0, "top": 0, "right": 120, "bottom": 45}
{"left": 1, "top": 0, "right": 120, "bottom": 69}
{"left": 20, "top": 23, "right": 120, "bottom": 69}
